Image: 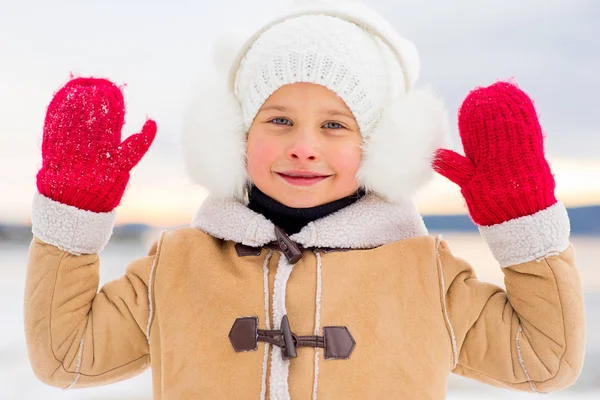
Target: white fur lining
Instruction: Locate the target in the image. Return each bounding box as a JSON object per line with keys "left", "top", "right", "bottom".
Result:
{"left": 192, "top": 196, "right": 275, "bottom": 246}
{"left": 260, "top": 251, "right": 273, "bottom": 400}
{"left": 478, "top": 202, "right": 570, "bottom": 268}
{"left": 269, "top": 256, "right": 295, "bottom": 400}
{"left": 146, "top": 230, "right": 166, "bottom": 345}
{"left": 192, "top": 193, "right": 428, "bottom": 249}
{"left": 435, "top": 236, "right": 458, "bottom": 370}
{"left": 32, "top": 192, "right": 116, "bottom": 255}
{"left": 516, "top": 323, "right": 538, "bottom": 392}
{"left": 312, "top": 251, "right": 323, "bottom": 400}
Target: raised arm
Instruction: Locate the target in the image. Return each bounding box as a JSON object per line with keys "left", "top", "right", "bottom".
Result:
{"left": 433, "top": 81, "right": 586, "bottom": 393}
{"left": 24, "top": 77, "right": 159, "bottom": 388}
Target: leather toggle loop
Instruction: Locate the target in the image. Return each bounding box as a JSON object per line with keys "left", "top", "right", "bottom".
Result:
{"left": 229, "top": 315, "right": 356, "bottom": 360}
{"left": 273, "top": 226, "right": 303, "bottom": 264}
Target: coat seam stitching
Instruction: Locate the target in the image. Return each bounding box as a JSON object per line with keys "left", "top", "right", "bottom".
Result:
{"left": 49, "top": 250, "right": 80, "bottom": 377}
{"left": 146, "top": 230, "right": 167, "bottom": 344}
{"left": 513, "top": 253, "right": 570, "bottom": 391}
{"left": 541, "top": 255, "right": 569, "bottom": 371}
{"left": 516, "top": 322, "right": 537, "bottom": 392}
{"left": 435, "top": 236, "right": 458, "bottom": 370}
{"left": 58, "top": 354, "right": 149, "bottom": 383}
{"left": 65, "top": 317, "right": 89, "bottom": 389}
{"left": 455, "top": 363, "right": 548, "bottom": 390}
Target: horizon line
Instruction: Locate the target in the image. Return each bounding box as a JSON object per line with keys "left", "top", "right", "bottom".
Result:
{"left": 2, "top": 203, "right": 599, "bottom": 228}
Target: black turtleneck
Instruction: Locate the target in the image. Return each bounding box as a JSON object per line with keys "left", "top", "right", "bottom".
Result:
{"left": 247, "top": 186, "right": 365, "bottom": 236}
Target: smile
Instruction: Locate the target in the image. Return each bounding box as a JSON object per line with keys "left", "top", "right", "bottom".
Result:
{"left": 275, "top": 171, "right": 332, "bottom": 187}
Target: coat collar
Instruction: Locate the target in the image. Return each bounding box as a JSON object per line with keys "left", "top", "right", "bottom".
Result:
{"left": 191, "top": 193, "right": 428, "bottom": 249}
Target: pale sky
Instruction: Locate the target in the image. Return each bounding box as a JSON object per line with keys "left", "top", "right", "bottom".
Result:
{"left": 1, "top": 0, "right": 598, "bottom": 225}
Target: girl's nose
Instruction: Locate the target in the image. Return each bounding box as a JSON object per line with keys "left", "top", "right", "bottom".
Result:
{"left": 288, "top": 146, "right": 317, "bottom": 161}
{"left": 287, "top": 130, "right": 319, "bottom": 161}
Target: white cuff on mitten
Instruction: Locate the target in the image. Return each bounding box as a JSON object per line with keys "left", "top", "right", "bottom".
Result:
{"left": 478, "top": 202, "right": 571, "bottom": 268}
{"left": 31, "top": 192, "right": 116, "bottom": 255}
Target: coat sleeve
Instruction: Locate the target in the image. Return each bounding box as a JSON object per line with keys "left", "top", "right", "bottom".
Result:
{"left": 24, "top": 192, "right": 164, "bottom": 389}
{"left": 437, "top": 202, "right": 586, "bottom": 393}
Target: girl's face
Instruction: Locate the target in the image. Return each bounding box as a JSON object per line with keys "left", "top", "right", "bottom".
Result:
{"left": 246, "top": 82, "right": 363, "bottom": 208}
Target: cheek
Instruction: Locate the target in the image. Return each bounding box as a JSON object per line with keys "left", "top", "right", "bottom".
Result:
{"left": 327, "top": 142, "right": 362, "bottom": 176}
{"left": 246, "top": 135, "right": 280, "bottom": 179}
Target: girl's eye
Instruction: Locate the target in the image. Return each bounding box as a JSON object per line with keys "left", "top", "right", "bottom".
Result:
{"left": 269, "top": 117, "right": 292, "bottom": 126}
{"left": 323, "top": 121, "right": 344, "bottom": 130}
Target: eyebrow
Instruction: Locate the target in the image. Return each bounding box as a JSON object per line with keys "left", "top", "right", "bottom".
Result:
{"left": 324, "top": 109, "right": 355, "bottom": 119}
{"left": 259, "top": 105, "right": 288, "bottom": 113}
{"left": 259, "top": 105, "right": 354, "bottom": 119}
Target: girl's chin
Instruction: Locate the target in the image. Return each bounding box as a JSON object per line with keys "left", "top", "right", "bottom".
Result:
{"left": 273, "top": 188, "right": 338, "bottom": 208}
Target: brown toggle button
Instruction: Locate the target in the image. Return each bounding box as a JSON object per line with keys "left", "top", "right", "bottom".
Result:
{"left": 274, "top": 226, "right": 303, "bottom": 264}
{"left": 280, "top": 315, "right": 297, "bottom": 359}
{"left": 234, "top": 233, "right": 353, "bottom": 260}
{"left": 234, "top": 243, "right": 262, "bottom": 257}
{"left": 229, "top": 315, "right": 355, "bottom": 360}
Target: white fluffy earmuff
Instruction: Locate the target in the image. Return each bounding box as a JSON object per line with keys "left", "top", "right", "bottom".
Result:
{"left": 182, "top": 33, "right": 249, "bottom": 201}
{"left": 357, "top": 88, "right": 450, "bottom": 202}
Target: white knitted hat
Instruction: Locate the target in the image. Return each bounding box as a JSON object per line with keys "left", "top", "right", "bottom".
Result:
{"left": 183, "top": 0, "right": 450, "bottom": 203}
{"left": 236, "top": 14, "right": 402, "bottom": 137}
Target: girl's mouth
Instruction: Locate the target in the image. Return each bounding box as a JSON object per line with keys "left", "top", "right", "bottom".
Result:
{"left": 275, "top": 171, "right": 331, "bottom": 187}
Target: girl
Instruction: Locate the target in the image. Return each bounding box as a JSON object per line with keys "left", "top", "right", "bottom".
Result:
{"left": 25, "top": 0, "right": 585, "bottom": 398}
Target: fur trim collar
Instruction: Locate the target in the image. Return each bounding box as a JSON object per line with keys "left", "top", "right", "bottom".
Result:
{"left": 191, "top": 193, "right": 428, "bottom": 249}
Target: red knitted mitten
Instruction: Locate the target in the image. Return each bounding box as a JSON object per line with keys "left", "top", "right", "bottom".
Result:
{"left": 432, "top": 81, "right": 557, "bottom": 226}
{"left": 36, "top": 77, "right": 156, "bottom": 213}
